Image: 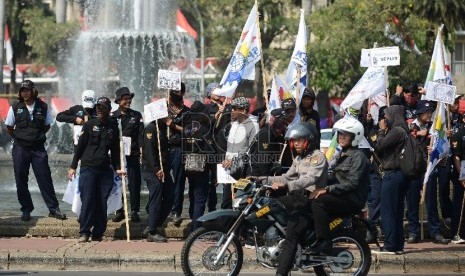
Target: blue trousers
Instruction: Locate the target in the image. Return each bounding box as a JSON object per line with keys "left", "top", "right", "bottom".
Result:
{"left": 170, "top": 148, "right": 186, "bottom": 215}
{"left": 144, "top": 170, "right": 174, "bottom": 233}
{"left": 367, "top": 169, "right": 382, "bottom": 229}
{"left": 126, "top": 155, "right": 141, "bottom": 212}
{"left": 380, "top": 170, "right": 409, "bottom": 252}
{"left": 187, "top": 171, "right": 209, "bottom": 232}
{"left": 78, "top": 166, "right": 113, "bottom": 237}
{"left": 406, "top": 169, "right": 443, "bottom": 237}
{"left": 12, "top": 144, "right": 59, "bottom": 213}
{"left": 451, "top": 169, "right": 465, "bottom": 236}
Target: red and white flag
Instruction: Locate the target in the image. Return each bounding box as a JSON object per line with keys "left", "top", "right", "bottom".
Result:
{"left": 4, "top": 25, "right": 13, "bottom": 70}
{"left": 176, "top": 10, "right": 197, "bottom": 40}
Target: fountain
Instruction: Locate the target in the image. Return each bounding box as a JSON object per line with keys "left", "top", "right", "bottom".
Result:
{"left": 61, "top": 0, "right": 197, "bottom": 112}
{"left": 0, "top": 0, "right": 199, "bottom": 216}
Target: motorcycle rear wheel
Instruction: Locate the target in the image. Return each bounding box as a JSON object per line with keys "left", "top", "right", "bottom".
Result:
{"left": 181, "top": 226, "right": 244, "bottom": 276}
{"left": 313, "top": 231, "right": 371, "bottom": 276}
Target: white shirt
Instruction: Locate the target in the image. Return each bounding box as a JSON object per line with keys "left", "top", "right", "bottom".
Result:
{"left": 5, "top": 102, "right": 54, "bottom": 126}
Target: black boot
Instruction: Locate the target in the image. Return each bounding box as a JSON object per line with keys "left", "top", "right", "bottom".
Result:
{"left": 310, "top": 239, "right": 333, "bottom": 255}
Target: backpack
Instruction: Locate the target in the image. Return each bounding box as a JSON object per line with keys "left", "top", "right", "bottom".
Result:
{"left": 398, "top": 128, "right": 427, "bottom": 178}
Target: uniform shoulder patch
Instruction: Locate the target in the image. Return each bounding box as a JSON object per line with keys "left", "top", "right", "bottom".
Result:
{"left": 453, "top": 141, "right": 458, "bottom": 148}
{"left": 370, "top": 134, "right": 377, "bottom": 142}
{"left": 262, "top": 143, "right": 269, "bottom": 150}
{"left": 146, "top": 133, "right": 153, "bottom": 140}
{"left": 311, "top": 155, "right": 320, "bottom": 164}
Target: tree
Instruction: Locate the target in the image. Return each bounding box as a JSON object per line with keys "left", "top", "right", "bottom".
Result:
{"left": 183, "top": 0, "right": 301, "bottom": 97}
{"left": 308, "top": 0, "right": 436, "bottom": 96}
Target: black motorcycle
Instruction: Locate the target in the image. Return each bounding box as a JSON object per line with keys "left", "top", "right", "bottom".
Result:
{"left": 181, "top": 179, "right": 372, "bottom": 276}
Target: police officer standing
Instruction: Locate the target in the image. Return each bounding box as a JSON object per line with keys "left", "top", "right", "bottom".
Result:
{"left": 111, "top": 87, "right": 144, "bottom": 223}
{"left": 68, "top": 97, "right": 124, "bottom": 243}
{"left": 5, "top": 80, "right": 66, "bottom": 221}
{"left": 142, "top": 116, "right": 173, "bottom": 242}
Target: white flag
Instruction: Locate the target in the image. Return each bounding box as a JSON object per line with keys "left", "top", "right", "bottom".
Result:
{"left": 340, "top": 67, "right": 386, "bottom": 110}
{"left": 214, "top": 4, "right": 261, "bottom": 98}
{"left": 284, "top": 9, "right": 308, "bottom": 100}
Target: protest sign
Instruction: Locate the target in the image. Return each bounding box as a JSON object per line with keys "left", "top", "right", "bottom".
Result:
{"left": 425, "top": 81, "right": 456, "bottom": 104}
{"left": 157, "top": 70, "right": 181, "bottom": 90}
{"left": 73, "top": 125, "right": 83, "bottom": 145}
{"left": 360, "top": 46, "right": 400, "bottom": 67}
{"left": 144, "top": 98, "right": 169, "bottom": 124}
{"left": 122, "top": 136, "right": 132, "bottom": 156}
{"left": 217, "top": 164, "right": 237, "bottom": 184}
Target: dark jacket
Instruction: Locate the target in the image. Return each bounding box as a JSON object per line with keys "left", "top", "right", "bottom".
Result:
{"left": 327, "top": 148, "right": 369, "bottom": 209}
{"left": 249, "top": 124, "right": 284, "bottom": 176}
{"left": 142, "top": 120, "right": 170, "bottom": 173}
{"left": 56, "top": 105, "right": 96, "bottom": 124}
{"left": 168, "top": 102, "right": 189, "bottom": 147}
{"left": 70, "top": 118, "right": 120, "bottom": 170}
{"left": 111, "top": 108, "right": 144, "bottom": 156}
{"left": 375, "top": 105, "right": 408, "bottom": 171}
{"left": 299, "top": 107, "right": 321, "bottom": 148}
{"left": 12, "top": 99, "right": 48, "bottom": 149}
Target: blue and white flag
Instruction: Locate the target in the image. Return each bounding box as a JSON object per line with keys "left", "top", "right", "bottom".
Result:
{"left": 214, "top": 3, "right": 261, "bottom": 98}
{"left": 284, "top": 9, "right": 308, "bottom": 100}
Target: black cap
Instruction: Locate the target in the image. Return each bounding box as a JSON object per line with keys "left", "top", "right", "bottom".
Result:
{"left": 415, "top": 100, "right": 434, "bottom": 115}
{"left": 302, "top": 87, "right": 316, "bottom": 99}
{"left": 281, "top": 98, "right": 297, "bottom": 110}
{"left": 96, "top": 97, "right": 112, "bottom": 109}
{"left": 19, "top": 80, "right": 35, "bottom": 91}
{"left": 115, "top": 87, "right": 134, "bottom": 103}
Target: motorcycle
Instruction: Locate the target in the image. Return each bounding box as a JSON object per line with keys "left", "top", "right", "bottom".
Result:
{"left": 181, "top": 178, "right": 372, "bottom": 276}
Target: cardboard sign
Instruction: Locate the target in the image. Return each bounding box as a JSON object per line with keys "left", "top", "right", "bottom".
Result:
{"left": 425, "top": 81, "right": 456, "bottom": 104}
{"left": 144, "top": 98, "right": 169, "bottom": 123}
{"left": 217, "top": 164, "right": 237, "bottom": 184}
{"left": 157, "top": 69, "right": 181, "bottom": 90}
{"left": 360, "top": 46, "right": 400, "bottom": 67}
{"left": 73, "top": 125, "right": 83, "bottom": 145}
{"left": 122, "top": 136, "right": 132, "bottom": 156}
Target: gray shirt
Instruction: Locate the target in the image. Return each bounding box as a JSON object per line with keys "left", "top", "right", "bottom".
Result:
{"left": 225, "top": 117, "right": 259, "bottom": 160}
{"left": 267, "top": 149, "right": 328, "bottom": 192}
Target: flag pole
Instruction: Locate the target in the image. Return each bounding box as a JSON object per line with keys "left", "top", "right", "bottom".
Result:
{"left": 119, "top": 119, "right": 131, "bottom": 243}
{"left": 255, "top": 1, "right": 268, "bottom": 111}
{"left": 155, "top": 120, "right": 165, "bottom": 182}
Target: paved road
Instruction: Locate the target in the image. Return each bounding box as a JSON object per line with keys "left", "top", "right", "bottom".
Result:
{"left": 0, "top": 272, "right": 461, "bottom": 276}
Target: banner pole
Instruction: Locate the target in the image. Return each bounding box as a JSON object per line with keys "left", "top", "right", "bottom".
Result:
{"left": 119, "top": 119, "right": 131, "bottom": 243}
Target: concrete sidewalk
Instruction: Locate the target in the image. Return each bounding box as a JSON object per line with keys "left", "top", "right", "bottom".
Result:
{"left": 0, "top": 216, "right": 464, "bottom": 273}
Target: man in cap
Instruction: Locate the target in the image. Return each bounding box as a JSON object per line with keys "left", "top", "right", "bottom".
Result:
{"left": 5, "top": 80, "right": 66, "bottom": 221}
{"left": 299, "top": 87, "right": 321, "bottom": 144}
{"left": 406, "top": 100, "right": 449, "bottom": 245}
{"left": 111, "top": 87, "right": 144, "bottom": 223}
{"left": 221, "top": 96, "right": 258, "bottom": 209}
{"left": 168, "top": 82, "right": 190, "bottom": 225}
{"left": 68, "top": 97, "right": 124, "bottom": 243}
{"left": 56, "top": 90, "right": 97, "bottom": 146}
{"left": 281, "top": 98, "right": 297, "bottom": 123}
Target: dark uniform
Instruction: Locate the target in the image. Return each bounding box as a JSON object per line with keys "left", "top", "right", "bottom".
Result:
{"left": 112, "top": 108, "right": 144, "bottom": 218}
{"left": 56, "top": 105, "right": 96, "bottom": 125}
{"left": 70, "top": 102, "right": 120, "bottom": 240}
{"left": 6, "top": 80, "right": 65, "bottom": 221}
{"left": 142, "top": 119, "right": 173, "bottom": 241}
{"left": 450, "top": 127, "right": 465, "bottom": 239}
{"left": 168, "top": 98, "right": 190, "bottom": 219}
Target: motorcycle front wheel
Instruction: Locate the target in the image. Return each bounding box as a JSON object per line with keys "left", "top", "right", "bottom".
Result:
{"left": 313, "top": 231, "right": 371, "bottom": 276}
{"left": 181, "top": 226, "right": 244, "bottom": 276}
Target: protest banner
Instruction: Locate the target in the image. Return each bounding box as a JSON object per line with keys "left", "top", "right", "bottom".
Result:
{"left": 143, "top": 98, "right": 169, "bottom": 124}
{"left": 157, "top": 69, "right": 181, "bottom": 90}
{"left": 360, "top": 46, "right": 400, "bottom": 67}
{"left": 425, "top": 81, "right": 456, "bottom": 104}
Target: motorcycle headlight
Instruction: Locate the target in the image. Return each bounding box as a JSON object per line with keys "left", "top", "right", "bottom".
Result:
{"left": 233, "top": 197, "right": 245, "bottom": 209}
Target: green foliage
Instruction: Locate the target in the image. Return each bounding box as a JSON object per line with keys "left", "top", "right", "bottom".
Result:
{"left": 19, "top": 7, "right": 79, "bottom": 66}
{"left": 308, "top": 0, "right": 435, "bottom": 96}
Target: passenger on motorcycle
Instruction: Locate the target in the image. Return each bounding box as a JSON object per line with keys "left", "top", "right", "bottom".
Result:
{"left": 310, "top": 117, "right": 370, "bottom": 255}
{"left": 264, "top": 122, "right": 328, "bottom": 276}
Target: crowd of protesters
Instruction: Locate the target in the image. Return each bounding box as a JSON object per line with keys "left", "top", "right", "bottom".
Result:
{"left": 3, "top": 79, "right": 465, "bottom": 251}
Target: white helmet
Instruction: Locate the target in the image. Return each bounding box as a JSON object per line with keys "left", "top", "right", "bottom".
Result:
{"left": 333, "top": 117, "right": 364, "bottom": 147}
{"left": 82, "top": 90, "right": 96, "bottom": 108}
